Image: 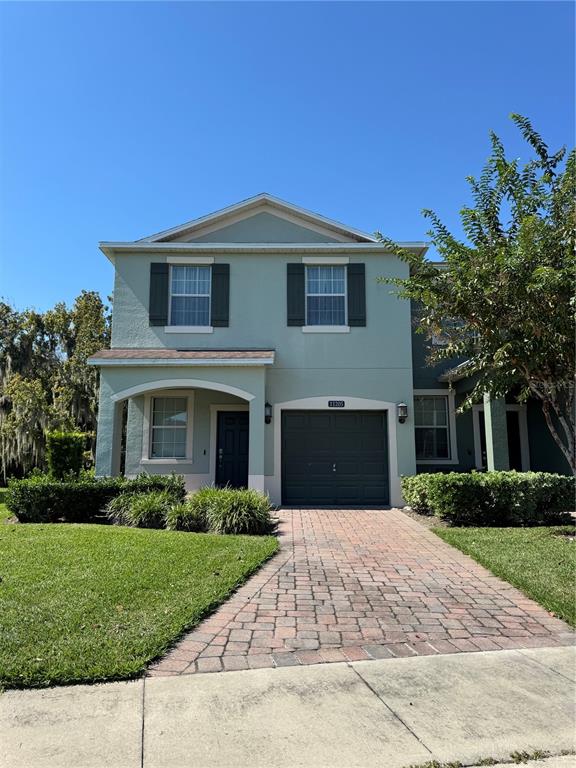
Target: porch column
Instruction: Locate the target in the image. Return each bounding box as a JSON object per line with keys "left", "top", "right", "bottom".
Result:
{"left": 483, "top": 393, "right": 509, "bottom": 471}
{"left": 94, "top": 375, "right": 123, "bottom": 477}
{"left": 248, "top": 390, "right": 265, "bottom": 492}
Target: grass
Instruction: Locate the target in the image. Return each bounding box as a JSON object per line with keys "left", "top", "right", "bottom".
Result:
{"left": 434, "top": 525, "right": 576, "bottom": 627}
{"left": 0, "top": 522, "right": 277, "bottom": 688}
{"left": 0, "top": 488, "right": 10, "bottom": 522}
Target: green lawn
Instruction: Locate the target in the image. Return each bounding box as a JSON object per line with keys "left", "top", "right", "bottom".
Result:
{"left": 0, "top": 523, "right": 277, "bottom": 688}
{"left": 0, "top": 488, "right": 10, "bottom": 522}
{"left": 434, "top": 525, "right": 576, "bottom": 627}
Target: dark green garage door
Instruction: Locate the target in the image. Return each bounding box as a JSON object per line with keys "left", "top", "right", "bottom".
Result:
{"left": 281, "top": 410, "right": 389, "bottom": 506}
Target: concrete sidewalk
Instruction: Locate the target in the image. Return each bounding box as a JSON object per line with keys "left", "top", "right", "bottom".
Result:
{"left": 1, "top": 646, "right": 574, "bottom": 768}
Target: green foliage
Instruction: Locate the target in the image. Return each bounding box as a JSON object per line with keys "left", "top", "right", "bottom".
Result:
{"left": 0, "top": 291, "right": 111, "bottom": 480}
{"left": 106, "top": 491, "right": 174, "bottom": 529}
{"left": 45, "top": 431, "right": 86, "bottom": 479}
{"left": 6, "top": 472, "right": 186, "bottom": 524}
{"left": 192, "top": 486, "right": 273, "bottom": 535}
{"left": 377, "top": 115, "right": 575, "bottom": 473}
{"left": 0, "top": 523, "right": 278, "bottom": 687}
{"left": 435, "top": 526, "right": 576, "bottom": 627}
{"left": 6, "top": 474, "right": 123, "bottom": 523}
{"left": 117, "top": 472, "right": 187, "bottom": 502}
{"left": 400, "top": 474, "right": 442, "bottom": 515}
{"left": 166, "top": 500, "right": 208, "bottom": 532}
{"left": 403, "top": 471, "right": 574, "bottom": 526}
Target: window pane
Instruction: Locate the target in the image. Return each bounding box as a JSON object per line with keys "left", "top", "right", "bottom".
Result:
{"left": 152, "top": 397, "right": 187, "bottom": 427}
{"left": 415, "top": 426, "right": 449, "bottom": 460}
{"left": 170, "top": 296, "right": 210, "bottom": 326}
{"left": 414, "top": 395, "right": 448, "bottom": 426}
{"left": 306, "top": 295, "right": 346, "bottom": 325}
{"left": 171, "top": 266, "right": 211, "bottom": 296}
{"left": 306, "top": 265, "right": 345, "bottom": 295}
{"left": 151, "top": 428, "right": 186, "bottom": 458}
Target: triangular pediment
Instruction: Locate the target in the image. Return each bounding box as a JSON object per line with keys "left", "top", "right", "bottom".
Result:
{"left": 139, "top": 194, "right": 377, "bottom": 244}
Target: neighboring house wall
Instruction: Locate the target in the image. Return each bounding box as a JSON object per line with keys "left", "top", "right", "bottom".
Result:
{"left": 527, "top": 399, "right": 571, "bottom": 475}
{"left": 411, "top": 310, "right": 571, "bottom": 476}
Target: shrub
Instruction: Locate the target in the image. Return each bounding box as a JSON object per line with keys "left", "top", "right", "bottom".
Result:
{"left": 166, "top": 500, "right": 208, "bottom": 532}
{"left": 6, "top": 475, "right": 124, "bottom": 523}
{"left": 121, "top": 473, "right": 186, "bottom": 502}
{"left": 106, "top": 491, "right": 173, "bottom": 529}
{"left": 46, "top": 431, "right": 86, "bottom": 479}
{"left": 401, "top": 474, "right": 439, "bottom": 515}
{"left": 6, "top": 472, "right": 186, "bottom": 524}
{"left": 402, "top": 470, "right": 575, "bottom": 527}
{"left": 192, "top": 487, "right": 273, "bottom": 535}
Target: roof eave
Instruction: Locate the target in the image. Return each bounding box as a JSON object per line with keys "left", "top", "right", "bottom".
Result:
{"left": 100, "top": 241, "right": 430, "bottom": 262}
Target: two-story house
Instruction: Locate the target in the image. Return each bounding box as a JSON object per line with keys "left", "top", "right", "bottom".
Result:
{"left": 89, "top": 194, "right": 569, "bottom": 507}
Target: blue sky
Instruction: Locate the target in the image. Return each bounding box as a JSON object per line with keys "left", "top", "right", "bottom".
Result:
{"left": 0, "top": 1, "right": 573, "bottom": 311}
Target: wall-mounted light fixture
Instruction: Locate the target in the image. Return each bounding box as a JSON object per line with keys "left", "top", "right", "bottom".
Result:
{"left": 397, "top": 402, "right": 408, "bottom": 424}
{"left": 265, "top": 402, "right": 273, "bottom": 424}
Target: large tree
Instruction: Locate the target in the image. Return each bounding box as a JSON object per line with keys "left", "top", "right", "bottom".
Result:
{"left": 0, "top": 291, "right": 110, "bottom": 479}
{"left": 377, "top": 115, "right": 575, "bottom": 473}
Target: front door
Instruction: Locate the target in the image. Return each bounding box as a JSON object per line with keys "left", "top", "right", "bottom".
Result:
{"left": 216, "top": 411, "right": 249, "bottom": 488}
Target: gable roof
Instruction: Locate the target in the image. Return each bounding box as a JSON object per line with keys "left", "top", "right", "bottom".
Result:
{"left": 138, "top": 193, "right": 379, "bottom": 244}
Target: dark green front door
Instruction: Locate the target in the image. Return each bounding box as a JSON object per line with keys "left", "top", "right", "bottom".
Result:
{"left": 216, "top": 411, "right": 249, "bottom": 488}
{"left": 281, "top": 410, "right": 389, "bottom": 506}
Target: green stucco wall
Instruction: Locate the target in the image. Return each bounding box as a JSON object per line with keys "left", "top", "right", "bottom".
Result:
{"left": 175, "top": 211, "right": 341, "bottom": 243}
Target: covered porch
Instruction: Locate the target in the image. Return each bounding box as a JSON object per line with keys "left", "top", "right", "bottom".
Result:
{"left": 88, "top": 349, "right": 274, "bottom": 492}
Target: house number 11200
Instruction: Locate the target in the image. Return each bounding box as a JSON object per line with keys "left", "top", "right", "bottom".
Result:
{"left": 328, "top": 401, "right": 345, "bottom": 408}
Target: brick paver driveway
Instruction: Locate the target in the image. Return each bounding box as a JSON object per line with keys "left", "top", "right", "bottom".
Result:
{"left": 149, "top": 509, "right": 574, "bottom": 676}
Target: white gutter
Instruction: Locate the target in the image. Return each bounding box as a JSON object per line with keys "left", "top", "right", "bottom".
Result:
{"left": 87, "top": 357, "right": 275, "bottom": 367}
{"left": 99, "top": 241, "right": 430, "bottom": 263}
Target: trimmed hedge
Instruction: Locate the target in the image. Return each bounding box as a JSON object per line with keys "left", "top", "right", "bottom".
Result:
{"left": 6, "top": 473, "right": 186, "bottom": 524}
{"left": 401, "top": 471, "right": 575, "bottom": 526}
{"left": 46, "top": 431, "right": 86, "bottom": 479}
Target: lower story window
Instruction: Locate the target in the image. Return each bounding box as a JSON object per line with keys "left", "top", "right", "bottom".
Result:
{"left": 414, "top": 395, "right": 450, "bottom": 460}
{"left": 151, "top": 396, "right": 188, "bottom": 458}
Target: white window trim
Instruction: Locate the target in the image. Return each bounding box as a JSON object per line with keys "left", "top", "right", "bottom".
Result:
{"left": 304, "top": 264, "right": 348, "bottom": 328}
{"left": 301, "top": 325, "right": 350, "bottom": 334}
{"left": 301, "top": 256, "right": 349, "bottom": 265}
{"left": 166, "top": 256, "right": 215, "bottom": 265}
{"left": 472, "top": 403, "right": 530, "bottom": 471}
{"left": 164, "top": 326, "right": 214, "bottom": 334}
{"left": 168, "top": 264, "right": 212, "bottom": 329}
{"left": 141, "top": 390, "right": 194, "bottom": 463}
{"left": 413, "top": 389, "right": 459, "bottom": 465}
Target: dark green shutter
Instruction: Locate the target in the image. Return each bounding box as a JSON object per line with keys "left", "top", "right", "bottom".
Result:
{"left": 211, "top": 264, "right": 230, "bottom": 327}
{"left": 149, "top": 263, "right": 169, "bottom": 326}
{"left": 287, "top": 263, "right": 305, "bottom": 326}
{"left": 347, "top": 263, "right": 366, "bottom": 326}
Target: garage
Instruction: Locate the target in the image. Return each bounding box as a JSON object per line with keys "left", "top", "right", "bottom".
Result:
{"left": 281, "top": 410, "right": 389, "bottom": 506}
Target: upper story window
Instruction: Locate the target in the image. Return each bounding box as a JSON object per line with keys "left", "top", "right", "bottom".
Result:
{"left": 414, "top": 395, "right": 450, "bottom": 460}
{"left": 150, "top": 396, "right": 188, "bottom": 458}
{"left": 169, "top": 265, "right": 211, "bottom": 326}
{"left": 305, "top": 265, "right": 347, "bottom": 326}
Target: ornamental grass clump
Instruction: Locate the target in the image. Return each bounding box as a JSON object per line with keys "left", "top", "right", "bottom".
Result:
{"left": 165, "top": 500, "right": 208, "bottom": 532}
{"left": 105, "top": 490, "right": 174, "bottom": 529}
{"left": 193, "top": 486, "right": 273, "bottom": 535}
